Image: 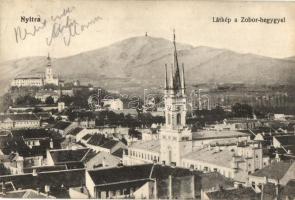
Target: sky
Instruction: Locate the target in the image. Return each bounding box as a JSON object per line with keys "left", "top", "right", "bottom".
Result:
{"left": 0, "top": 0, "right": 295, "bottom": 62}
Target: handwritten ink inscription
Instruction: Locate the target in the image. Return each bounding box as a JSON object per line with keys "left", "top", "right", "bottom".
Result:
{"left": 14, "top": 7, "right": 103, "bottom": 46}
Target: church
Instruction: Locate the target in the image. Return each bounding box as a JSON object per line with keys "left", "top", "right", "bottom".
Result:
{"left": 11, "top": 54, "right": 59, "bottom": 87}
{"left": 123, "top": 31, "right": 269, "bottom": 183}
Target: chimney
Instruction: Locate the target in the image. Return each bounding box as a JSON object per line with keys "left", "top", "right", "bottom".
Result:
{"left": 50, "top": 139, "right": 54, "bottom": 149}
{"left": 102, "top": 157, "right": 106, "bottom": 167}
{"left": 44, "top": 185, "right": 50, "bottom": 196}
{"left": 32, "top": 168, "right": 38, "bottom": 176}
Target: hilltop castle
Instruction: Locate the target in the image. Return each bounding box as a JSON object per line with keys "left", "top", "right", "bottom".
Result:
{"left": 11, "top": 54, "right": 59, "bottom": 87}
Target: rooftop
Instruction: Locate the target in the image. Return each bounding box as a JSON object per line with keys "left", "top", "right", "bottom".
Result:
{"left": 205, "top": 187, "right": 259, "bottom": 200}
{"left": 0, "top": 189, "right": 54, "bottom": 198}
{"left": 251, "top": 161, "right": 294, "bottom": 180}
{"left": 48, "top": 148, "right": 90, "bottom": 164}
{"left": 67, "top": 127, "right": 83, "bottom": 136}
{"left": 0, "top": 113, "right": 39, "bottom": 121}
{"left": 130, "top": 139, "right": 160, "bottom": 153}
{"left": 183, "top": 147, "right": 235, "bottom": 168}
{"left": 0, "top": 169, "right": 85, "bottom": 192}
{"left": 12, "top": 129, "right": 50, "bottom": 140}
{"left": 192, "top": 130, "right": 249, "bottom": 140}
{"left": 274, "top": 135, "right": 295, "bottom": 146}
{"left": 87, "top": 164, "right": 197, "bottom": 186}
{"left": 52, "top": 121, "right": 71, "bottom": 130}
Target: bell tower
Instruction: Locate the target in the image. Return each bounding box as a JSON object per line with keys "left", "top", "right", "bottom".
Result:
{"left": 160, "top": 30, "right": 192, "bottom": 166}
{"left": 45, "top": 53, "right": 53, "bottom": 82}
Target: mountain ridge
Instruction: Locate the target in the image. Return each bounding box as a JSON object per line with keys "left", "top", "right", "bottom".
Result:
{"left": 1, "top": 36, "right": 295, "bottom": 95}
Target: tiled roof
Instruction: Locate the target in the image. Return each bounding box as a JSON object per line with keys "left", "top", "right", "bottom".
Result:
{"left": 0, "top": 169, "right": 85, "bottom": 191}
{"left": 52, "top": 121, "right": 71, "bottom": 130}
{"left": 12, "top": 129, "right": 50, "bottom": 140}
{"left": 275, "top": 135, "right": 295, "bottom": 146}
{"left": 192, "top": 130, "right": 249, "bottom": 140}
{"left": 0, "top": 113, "right": 39, "bottom": 121}
{"left": 23, "top": 165, "right": 67, "bottom": 173}
{"left": 85, "top": 151, "right": 120, "bottom": 167}
{"left": 198, "top": 172, "right": 234, "bottom": 191}
{"left": 130, "top": 139, "right": 160, "bottom": 153}
{"left": 205, "top": 187, "right": 260, "bottom": 200}
{"left": 0, "top": 189, "right": 54, "bottom": 198}
{"left": 183, "top": 147, "right": 235, "bottom": 168}
{"left": 87, "top": 134, "right": 121, "bottom": 150}
{"left": 88, "top": 164, "right": 198, "bottom": 186}
{"left": 100, "top": 140, "right": 119, "bottom": 149}
{"left": 88, "top": 164, "right": 152, "bottom": 185}
{"left": 67, "top": 127, "right": 83, "bottom": 136}
{"left": 251, "top": 161, "right": 293, "bottom": 180}
{"left": 111, "top": 148, "right": 126, "bottom": 158}
{"left": 82, "top": 134, "right": 92, "bottom": 141}
{"left": 49, "top": 148, "right": 90, "bottom": 164}
{"left": 87, "top": 134, "right": 105, "bottom": 146}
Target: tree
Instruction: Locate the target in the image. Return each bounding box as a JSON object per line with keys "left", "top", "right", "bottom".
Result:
{"left": 45, "top": 96, "right": 55, "bottom": 104}
{"left": 231, "top": 103, "right": 253, "bottom": 118}
{"left": 15, "top": 95, "right": 41, "bottom": 106}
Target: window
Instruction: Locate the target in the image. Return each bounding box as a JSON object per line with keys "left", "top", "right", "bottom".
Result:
{"left": 177, "top": 113, "right": 181, "bottom": 125}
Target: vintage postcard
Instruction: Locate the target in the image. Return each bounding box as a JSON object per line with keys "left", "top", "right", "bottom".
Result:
{"left": 0, "top": 0, "right": 295, "bottom": 199}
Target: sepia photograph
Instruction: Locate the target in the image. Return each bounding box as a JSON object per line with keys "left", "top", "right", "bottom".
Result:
{"left": 0, "top": 0, "right": 295, "bottom": 199}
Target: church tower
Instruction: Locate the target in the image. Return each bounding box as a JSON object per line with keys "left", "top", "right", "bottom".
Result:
{"left": 160, "top": 30, "right": 192, "bottom": 166}
{"left": 45, "top": 53, "right": 53, "bottom": 82}
{"left": 45, "top": 53, "right": 59, "bottom": 86}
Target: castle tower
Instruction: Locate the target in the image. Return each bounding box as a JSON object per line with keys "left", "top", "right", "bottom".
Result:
{"left": 160, "top": 30, "right": 192, "bottom": 166}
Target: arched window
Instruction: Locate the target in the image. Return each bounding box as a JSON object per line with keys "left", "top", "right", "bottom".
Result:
{"left": 177, "top": 113, "right": 181, "bottom": 125}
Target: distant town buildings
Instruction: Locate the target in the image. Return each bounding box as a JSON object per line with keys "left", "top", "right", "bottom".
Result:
{"left": 0, "top": 113, "right": 40, "bottom": 129}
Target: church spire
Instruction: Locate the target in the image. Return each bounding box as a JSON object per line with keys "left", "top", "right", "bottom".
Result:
{"left": 172, "top": 29, "right": 181, "bottom": 91}
{"left": 165, "top": 64, "right": 168, "bottom": 89}
{"left": 47, "top": 53, "right": 51, "bottom": 67}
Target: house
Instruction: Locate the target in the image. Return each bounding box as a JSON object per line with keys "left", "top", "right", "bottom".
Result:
{"left": 51, "top": 121, "right": 76, "bottom": 136}
{"left": 124, "top": 139, "right": 160, "bottom": 165}
{"left": 0, "top": 188, "right": 55, "bottom": 198}
{"left": 86, "top": 134, "right": 127, "bottom": 154}
{"left": 66, "top": 127, "right": 84, "bottom": 142}
{"left": 273, "top": 135, "right": 295, "bottom": 157}
{"left": 16, "top": 129, "right": 51, "bottom": 149}
{"left": 248, "top": 160, "right": 295, "bottom": 190}
{"left": 0, "top": 113, "right": 40, "bottom": 129}
{"left": 0, "top": 168, "right": 85, "bottom": 198}
{"left": 85, "top": 164, "right": 198, "bottom": 199}
{"left": 84, "top": 151, "right": 121, "bottom": 170}
{"left": 46, "top": 148, "right": 92, "bottom": 169}
{"left": 182, "top": 141, "right": 270, "bottom": 183}
{"left": 202, "top": 186, "right": 260, "bottom": 200}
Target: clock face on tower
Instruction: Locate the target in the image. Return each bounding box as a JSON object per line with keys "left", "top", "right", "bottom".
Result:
{"left": 167, "top": 105, "right": 172, "bottom": 111}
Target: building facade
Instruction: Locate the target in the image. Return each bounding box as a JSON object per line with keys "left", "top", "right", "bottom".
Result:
{"left": 11, "top": 54, "right": 59, "bottom": 87}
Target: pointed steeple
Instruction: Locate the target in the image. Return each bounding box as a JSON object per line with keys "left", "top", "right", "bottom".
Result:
{"left": 181, "top": 63, "right": 185, "bottom": 89}
{"left": 47, "top": 53, "right": 51, "bottom": 67}
{"left": 172, "top": 29, "right": 181, "bottom": 91}
{"left": 165, "top": 64, "right": 168, "bottom": 89}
